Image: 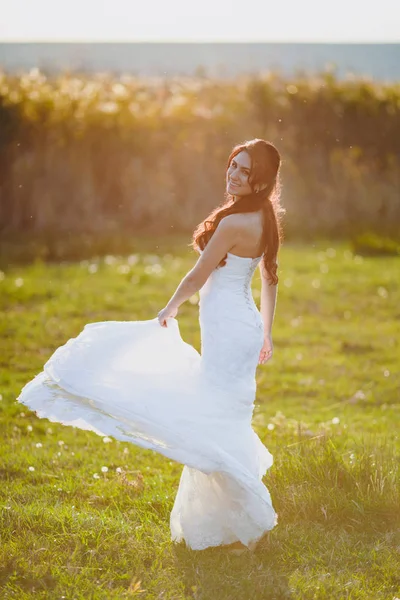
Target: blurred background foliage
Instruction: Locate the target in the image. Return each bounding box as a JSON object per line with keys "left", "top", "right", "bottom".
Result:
{"left": 0, "top": 67, "right": 399, "bottom": 262}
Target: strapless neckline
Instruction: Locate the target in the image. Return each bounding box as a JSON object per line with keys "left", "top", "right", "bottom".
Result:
{"left": 199, "top": 250, "right": 262, "bottom": 261}
{"left": 226, "top": 252, "right": 262, "bottom": 261}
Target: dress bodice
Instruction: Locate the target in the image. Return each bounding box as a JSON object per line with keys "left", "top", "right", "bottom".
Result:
{"left": 198, "top": 251, "right": 263, "bottom": 320}
{"left": 199, "top": 251, "right": 262, "bottom": 296}
{"left": 197, "top": 251, "right": 265, "bottom": 394}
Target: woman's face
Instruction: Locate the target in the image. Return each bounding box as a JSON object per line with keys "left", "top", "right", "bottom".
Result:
{"left": 226, "top": 151, "right": 253, "bottom": 197}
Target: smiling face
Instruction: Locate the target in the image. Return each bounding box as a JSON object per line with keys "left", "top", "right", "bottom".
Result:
{"left": 226, "top": 151, "right": 253, "bottom": 197}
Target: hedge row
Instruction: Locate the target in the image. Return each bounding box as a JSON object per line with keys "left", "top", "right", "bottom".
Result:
{"left": 0, "top": 68, "right": 399, "bottom": 239}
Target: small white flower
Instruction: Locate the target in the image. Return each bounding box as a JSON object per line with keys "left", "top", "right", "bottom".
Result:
{"left": 104, "top": 255, "right": 117, "bottom": 265}
{"left": 331, "top": 417, "right": 340, "bottom": 425}
{"left": 116, "top": 467, "right": 122, "bottom": 473}
{"left": 326, "top": 248, "right": 336, "bottom": 258}
{"left": 102, "top": 436, "right": 112, "bottom": 444}
{"left": 311, "top": 279, "right": 321, "bottom": 289}
{"left": 383, "top": 369, "right": 390, "bottom": 377}
{"left": 88, "top": 264, "right": 98, "bottom": 274}
{"left": 377, "top": 287, "right": 388, "bottom": 298}
{"left": 93, "top": 473, "right": 100, "bottom": 479}
{"left": 123, "top": 448, "right": 129, "bottom": 454}
{"left": 15, "top": 277, "right": 24, "bottom": 287}
{"left": 27, "top": 425, "right": 33, "bottom": 432}
{"left": 267, "top": 423, "right": 275, "bottom": 431}
{"left": 35, "top": 442, "right": 43, "bottom": 448}
{"left": 127, "top": 254, "right": 139, "bottom": 265}
{"left": 47, "top": 428, "right": 53, "bottom": 434}
{"left": 0, "top": 394, "right": 3, "bottom": 401}
{"left": 117, "top": 264, "right": 130, "bottom": 274}
{"left": 57, "top": 452, "right": 61, "bottom": 457}
{"left": 58, "top": 440, "right": 65, "bottom": 446}
{"left": 143, "top": 254, "right": 160, "bottom": 265}
{"left": 101, "top": 466, "right": 108, "bottom": 473}
{"left": 28, "top": 466, "right": 35, "bottom": 472}
{"left": 19, "top": 412, "right": 25, "bottom": 417}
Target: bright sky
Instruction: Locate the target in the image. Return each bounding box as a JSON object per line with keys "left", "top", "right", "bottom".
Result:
{"left": 1, "top": 0, "right": 399, "bottom": 42}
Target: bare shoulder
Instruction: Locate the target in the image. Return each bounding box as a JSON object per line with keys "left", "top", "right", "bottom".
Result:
{"left": 226, "top": 211, "right": 262, "bottom": 226}
{"left": 221, "top": 211, "right": 264, "bottom": 254}
{"left": 218, "top": 213, "right": 245, "bottom": 230}
{"left": 219, "top": 212, "right": 261, "bottom": 236}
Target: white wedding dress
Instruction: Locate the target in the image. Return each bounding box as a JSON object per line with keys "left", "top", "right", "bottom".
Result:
{"left": 17, "top": 250, "right": 277, "bottom": 550}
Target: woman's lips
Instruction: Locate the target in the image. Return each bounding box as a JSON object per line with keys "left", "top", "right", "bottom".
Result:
{"left": 229, "top": 180, "right": 240, "bottom": 188}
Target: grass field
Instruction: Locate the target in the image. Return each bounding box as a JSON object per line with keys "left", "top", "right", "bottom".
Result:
{"left": 1, "top": 238, "right": 399, "bottom": 599}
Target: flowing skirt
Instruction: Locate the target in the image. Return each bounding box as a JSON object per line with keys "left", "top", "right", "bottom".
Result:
{"left": 17, "top": 317, "right": 277, "bottom": 549}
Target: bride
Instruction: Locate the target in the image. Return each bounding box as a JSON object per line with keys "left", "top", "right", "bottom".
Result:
{"left": 17, "top": 138, "right": 284, "bottom": 552}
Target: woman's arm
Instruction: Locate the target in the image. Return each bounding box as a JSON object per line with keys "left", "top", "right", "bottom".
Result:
{"left": 258, "top": 260, "right": 278, "bottom": 334}
{"left": 157, "top": 215, "right": 241, "bottom": 326}
{"left": 258, "top": 260, "right": 278, "bottom": 364}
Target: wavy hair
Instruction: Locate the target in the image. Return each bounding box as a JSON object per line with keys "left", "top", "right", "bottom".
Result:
{"left": 191, "top": 138, "right": 285, "bottom": 285}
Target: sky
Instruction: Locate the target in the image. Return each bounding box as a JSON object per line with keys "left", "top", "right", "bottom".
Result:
{"left": 0, "top": 0, "right": 399, "bottom": 43}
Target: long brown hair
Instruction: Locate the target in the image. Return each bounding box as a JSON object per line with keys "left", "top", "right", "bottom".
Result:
{"left": 191, "top": 138, "right": 285, "bottom": 285}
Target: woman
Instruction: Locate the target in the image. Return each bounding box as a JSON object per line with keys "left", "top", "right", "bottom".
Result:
{"left": 17, "top": 138, "right": 284, "bottom": 553}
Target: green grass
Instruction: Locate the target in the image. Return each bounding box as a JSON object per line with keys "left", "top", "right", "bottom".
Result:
{"left": 1, "top": 238, "right": 399, "bottom": 599}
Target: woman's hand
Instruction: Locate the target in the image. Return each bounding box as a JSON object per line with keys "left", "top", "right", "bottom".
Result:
{"left": 157, "top": 304, "right": 178, "bottom": 327}
{"left": 259, "top": 333, "right": 273, "bottom": 365}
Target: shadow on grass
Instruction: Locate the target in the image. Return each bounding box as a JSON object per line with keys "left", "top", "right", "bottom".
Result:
{"left": 170, "top": 533, "right": 292, "bottom": 600}
{"left": 168, "top": 521, "right": 400, "bottom": 600}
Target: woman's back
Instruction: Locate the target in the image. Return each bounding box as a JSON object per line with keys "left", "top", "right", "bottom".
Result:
{"left": 226, "top": 210, "right": 264, "bottom": 259}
